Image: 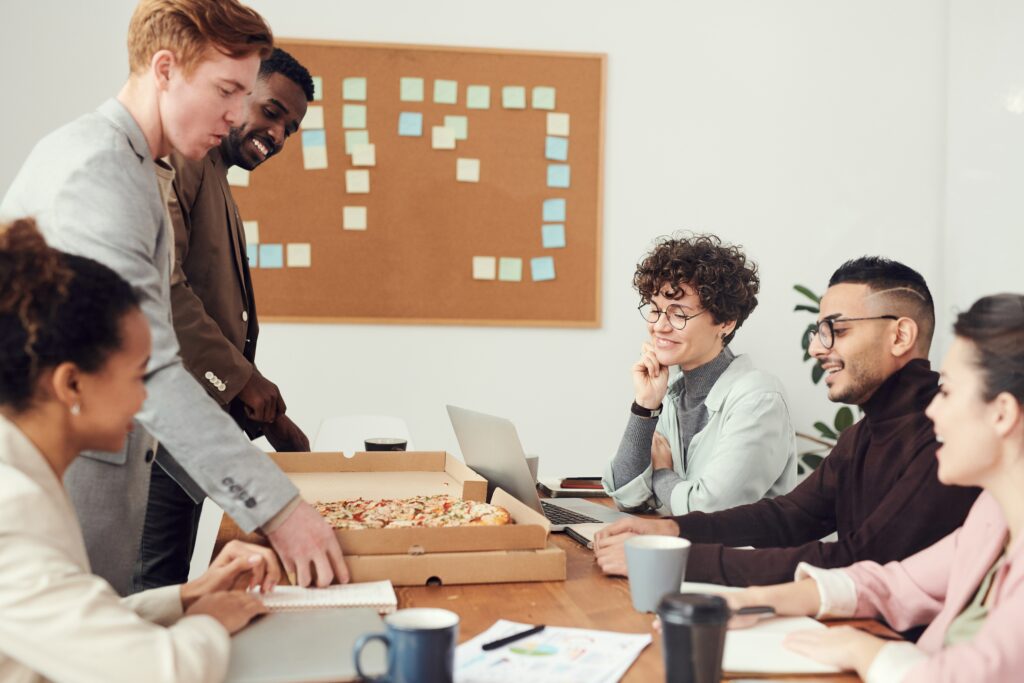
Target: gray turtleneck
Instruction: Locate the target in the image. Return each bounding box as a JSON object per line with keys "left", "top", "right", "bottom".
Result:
{"left": 611, "top": 347, "right": 736, "bottom": 507}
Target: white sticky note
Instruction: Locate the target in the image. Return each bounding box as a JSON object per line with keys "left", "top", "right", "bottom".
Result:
{"left": 456, "top": 158, "right": 480, "bottom": 183}
{"left": 345, "top": 130, "right": 370, "bottom": 154}
{"left": 286, "top": 243, "right": 311, "bottom": 267}
{"left": 547, "top": 112, "right": 570, "bottom": 137}
{"left": 352, "top": 143, "right": 376, "bottom": 166}
{"left": 343, "top": 206, "right": 367, "bottom": 230}
{"left": 346, "top": 169, "right": 370, "bottom": 194}
{"left": 242, "top": 221, "right": 259, "bottom": 245}
{"left": 472, "top": 256, "right": 496, "bottom": 280}
{"left": 301, "top": 105, "right": 324, "bottom": 130}
{"left": 302, "top": 145, "right": 328, "bottom": 170}
{"left": 226, "top": 166, "right": 250, "bottom": 187}
{"left": 432, "top": 126, "right": 456, "bottom": 150}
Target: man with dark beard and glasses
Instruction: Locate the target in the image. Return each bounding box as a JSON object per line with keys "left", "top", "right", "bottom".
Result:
{"left": 594, "top": 257, "right": 981, "bottom": 588}
{"left": 138, "top": 48, "right": 315, "bottom": 589}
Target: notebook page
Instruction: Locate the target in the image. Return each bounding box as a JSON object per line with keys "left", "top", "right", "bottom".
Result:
{"left": 255, "top": 580, "right": 397, "bottom": 614}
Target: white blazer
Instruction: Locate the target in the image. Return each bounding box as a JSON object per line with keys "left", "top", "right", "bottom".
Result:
{"left": 0, "top": 416, "right": 229, "bottom": 683}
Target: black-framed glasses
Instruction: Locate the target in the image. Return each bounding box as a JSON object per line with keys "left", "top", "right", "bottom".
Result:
{"left": 638, "top": 302, "right": 707, "bottom": 331}
{"left": 806, "top": 315, "right": 899, "bottom": 349}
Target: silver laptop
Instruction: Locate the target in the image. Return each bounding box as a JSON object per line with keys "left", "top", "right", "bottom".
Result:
{"left": 225, "top": 609, "right": 386, "bottom": 683}
{"left": 446, "top": 405, "right": 632, "bottom": 532}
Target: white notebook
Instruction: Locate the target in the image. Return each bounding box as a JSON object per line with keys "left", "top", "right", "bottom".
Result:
{"left": 254, "top": 580, "right": 397, "bottom": 614}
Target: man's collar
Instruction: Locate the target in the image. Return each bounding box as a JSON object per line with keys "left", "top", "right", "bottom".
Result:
{"left": 98, "top": 98, "right": 152, "bottom": 164}
{"left": 860, "top": 358, "right": 937, "bottom": 421}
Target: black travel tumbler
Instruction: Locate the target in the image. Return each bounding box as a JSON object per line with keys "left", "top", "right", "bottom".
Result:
{"left": 657, "top": 593, "right": 730, "bottom": 683}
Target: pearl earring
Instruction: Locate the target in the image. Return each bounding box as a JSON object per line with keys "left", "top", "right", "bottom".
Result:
{"left": 71, "top": 403, "right": 81, "bottom": 416}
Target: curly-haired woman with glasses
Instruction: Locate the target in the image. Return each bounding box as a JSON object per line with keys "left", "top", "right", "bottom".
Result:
{"left": 603, "top": 233, "right": 798, "bottom": 516}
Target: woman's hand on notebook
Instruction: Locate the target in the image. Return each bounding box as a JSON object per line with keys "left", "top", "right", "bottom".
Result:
{"left": 181, "top": 540, "right": 283, "bottom": 609}
{"left": 185, "top": 591, "right": 268, "bottom": 635}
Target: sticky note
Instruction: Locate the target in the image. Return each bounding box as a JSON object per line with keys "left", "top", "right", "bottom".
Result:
{"left": 472, "top": 256, "right": 496, "bottom": 280}
{"left": 432, "top": 126, "right": 456, "bottom": 150}
{"left": 547, "top": 112, "right": 570, "bottom": 136}
{"left": 532, "top": 86, "right": 556, "bottom": 110}
{"left": 226, "top": 166, "right": 249, "bottom": 187}
{"left": 246, "top": 244, "right": 258, "bottom": 268}
{"left": 342, "top": 77, "right": 367, "bottom": 101}
{"left": 301, "top": 130, "right": 327, "bottom": 170}
{"left": 456, "top": 158, "right": 480, "bottom": 183}
{"left": 531, "top": 256, "right": 556, "bottom": 281}
{"left": 345, "top": 130, "right": 370, "bottom": 154}
{"left": 258, "top": 244, "right": 283, "bottom": 268}
{"left": 301, "top": 105, "right": 324, "bottom": 130}
{"left": 398, "top": 112, "right": 423, "bottom": 137}
{"left": 498, "top": 257, "right": 522, "bottom": 282}
{"left": 543, "top": 198, "right": 566, "bottom": 222}
{"left": 352, "top": 143, "right": 376, "bottom": 166}
{"left": 547, "top": 164, "right": 571, "bottom": 188}
{"left": 287, "top": 243, "right": 311, "bottom": 268}
{"left": 434, "top": 79, "right": 458, "bottom": 104}
{"left": 346, "top": 169, "right": 370, "bottom": 194}
{"left": 343, "top": 206, "right": 367, "bottom": 230}
{"left": 502, "top": 86, "right": 526, "bottom": 109}
{"left": 343, "top": 104, "right": 366, "bottom": 129}
{"left": 444, "top": 115, "right": 468, "bottom": 141}
{"left": 311, "top": 76, "right": 323, "bottom": 101}
{"left": 542, "top": 224, "right": 566, "bottom": 249}
{"left": 545, "top": 136, "right": 569, "bottom": 161}
{"left": 242, "top": 220, "right": 259, "bottom": 244}
{"left": 466, "top": 85, "right": 490, "bottom": 109}
{"left": 400, "top": 77, "right": 424, "bottom": 102}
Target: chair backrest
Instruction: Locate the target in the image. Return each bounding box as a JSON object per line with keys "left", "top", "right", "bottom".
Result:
{"left": 312, "top": 415, "right": 414, "bottom": 454}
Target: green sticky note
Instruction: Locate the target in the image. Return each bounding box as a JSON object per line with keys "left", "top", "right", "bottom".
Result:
{"left": 343, "top": 77, "right": 367, "bottom": 101}
{"left": 532, "top": 86, "right": 556, "bottom": 110}
{"left": 498, "top": 257, "right": 523, "bottom": 282}
{"left": 444, "top": 115, "right": 468, "bottom": 141}
{"left": 502, "top": 86, "right": 526, "bottom": 109}
{"left": 345, "top": 130, "right": 370, "bottom": 154}
{"left": 343, "top": 104, "right": 366, "bottom": 129}
{"left": 467, "top": 85, "right": 490, "bottom": 109}
{"left": 400, "top": 77, "right": 424, "bottom": 102}
{"left": 434, "top": 79, "right": 458, "bottom": 104}
{"left": 311, "top": 76, "right": 323, "bottom": 101}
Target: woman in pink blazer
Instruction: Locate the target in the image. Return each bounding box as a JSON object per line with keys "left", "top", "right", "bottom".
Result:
{"left": 728, "top": 293, "right": 1024, "bottom": 683}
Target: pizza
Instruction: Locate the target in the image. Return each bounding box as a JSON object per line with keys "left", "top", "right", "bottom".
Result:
{"left": 313, "top": 494, "right": 512, "bottom": 530}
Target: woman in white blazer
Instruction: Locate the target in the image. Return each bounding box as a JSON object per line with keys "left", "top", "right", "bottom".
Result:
{"left": 0, "top": 219, "right": 280, "bottom": 683}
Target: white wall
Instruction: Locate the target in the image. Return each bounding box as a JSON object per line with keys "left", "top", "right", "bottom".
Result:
{"left": 1, "top": 1, "right": 967, "bottom": 477}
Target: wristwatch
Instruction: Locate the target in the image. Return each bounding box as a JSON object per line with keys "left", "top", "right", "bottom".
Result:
{"left": 630, "top": 400, "right": 663, "bottom": 419}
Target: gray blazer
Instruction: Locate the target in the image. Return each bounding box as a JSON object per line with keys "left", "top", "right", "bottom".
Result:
{"left": 0, "top": 99, "right": 298, "bottom": 594}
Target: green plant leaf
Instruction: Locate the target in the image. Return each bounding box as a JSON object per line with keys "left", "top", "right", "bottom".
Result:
{"left": 793, "top": 284, "right": 821, "bottom": 304}
{"left": 833, "top": 406, "right": 854, "bottom": 432}
{"left": 793, "top": 304, "right": 819, "bottom": 313}
{"left": 803, "top": 350, "right": 811, "bottom": 361}
{"left": 814, "top": 421, "right": 838, "bottom": 440}
{"left": 802, "top": 454, "right": 825, "bottom": 470}
{"left": 811, "top": 363, "right": 824, "bottom": 384}
{"left": 801, "top": 326, "right": 812, "bottom": 351}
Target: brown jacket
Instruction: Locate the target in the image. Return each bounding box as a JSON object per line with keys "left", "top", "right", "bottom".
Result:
{"left": 168, "top": 149, "right": 259, "bottom": 434}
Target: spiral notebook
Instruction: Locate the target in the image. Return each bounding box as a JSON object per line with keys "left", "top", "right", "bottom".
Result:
{"left": 255, "top": 580, "right": 398, "bottom": 614}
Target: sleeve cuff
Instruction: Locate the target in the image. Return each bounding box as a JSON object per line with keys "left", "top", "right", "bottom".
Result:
{"left": 120, "top": 584, "right": 185, "bottom": 626}
{"left": 864, "top": 642, "right": 928, "bottom": 683}
{"left": 794, "top": 562, "right": 858, "bottom": 619}
{"left": 260, "top": 494, "right": 302, "bottom": 534}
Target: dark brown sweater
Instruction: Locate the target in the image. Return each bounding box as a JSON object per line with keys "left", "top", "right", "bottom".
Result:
{"left": 673, "top": 359, "right": 980, "bottom": 586}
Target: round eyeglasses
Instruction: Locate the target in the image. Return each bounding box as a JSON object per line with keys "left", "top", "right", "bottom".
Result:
{"left": 806, "top": 315, "right": 899, "bottom": 350}
{"left": 638, "top": 302, "right": 707, "bottom": 331}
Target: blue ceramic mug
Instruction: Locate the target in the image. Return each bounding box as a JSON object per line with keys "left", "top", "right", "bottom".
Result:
{"left": 353, "top": 608, "right": 460, "bottom": 683}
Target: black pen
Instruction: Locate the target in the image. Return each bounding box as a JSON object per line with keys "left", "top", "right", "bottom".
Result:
{"left": 481, "top": 624, "right": 546, "bottom": 651}
{"left": 734, "top": 606, "right": 775, "bottom": 617}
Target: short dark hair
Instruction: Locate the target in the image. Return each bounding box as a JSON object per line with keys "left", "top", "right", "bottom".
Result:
{"left": 259, "top": 47, "right": 314, "bottom": 102}
{"left": 634, "top": 233, "right": 760, "bottom": 345}
{"left": 828, "top": 256, "right": 935, "bottom": 351}
{"left": 953, "top": 294, "right": 1024, "bottom": 403}
{"left": 0, "top": 219, "right": 140, "bottom": 412}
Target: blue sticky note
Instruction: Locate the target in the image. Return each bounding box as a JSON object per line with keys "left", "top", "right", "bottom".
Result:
{"left": 531, "top": 256, "right": 556, "bottom": 281}
{"left": 398, "top": 112, "right": 423, "bottom": 137}
{"left": 302, "top": 129, "right": 326, "bottom": 148}
{"left": 545, "top": 136, "right": 569, "bottom": 161}
{"left": 258, "top": 244, "right": 283, "bottom": 269}
{"left": 246, "top": 244, "right": 258, "bottom": 267}
{"left": 542, "top": 198, "right": 566, "bottom": 222}
{"left": 542, "top": 224, "right": 566, "bottom": 249}
{"left": 547, "top": 164, "right": 571, "bottom": 188}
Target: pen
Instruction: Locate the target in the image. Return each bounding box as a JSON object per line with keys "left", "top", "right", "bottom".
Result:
{"left": 734, "top": 606, "right": 775, "bottom": 617}
{"left": 481, "top": 624, "right": 546, "bottom": 651}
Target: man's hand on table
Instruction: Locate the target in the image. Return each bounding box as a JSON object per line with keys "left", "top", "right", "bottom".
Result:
{"left": 592, "top": 516, "right": 681, "bottom": 576}
{"left": 267, "top": 501, "right": 350, "bottom": 586}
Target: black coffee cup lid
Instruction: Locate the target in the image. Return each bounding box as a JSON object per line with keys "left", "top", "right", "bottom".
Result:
{"left": 657, "top": 593, "right": 729, "bottom": 625}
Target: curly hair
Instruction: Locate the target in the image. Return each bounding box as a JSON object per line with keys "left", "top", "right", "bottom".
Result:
{"left": 633, "top": 233, "right": 760, "bottom": 345}
{"left": 259, "top": 47, "right": 315, "bottom": 102}
{"left": 0, "top": 219, "right": 140, "bottom": 412}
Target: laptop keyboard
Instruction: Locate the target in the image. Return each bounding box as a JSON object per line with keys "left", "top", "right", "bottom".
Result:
{"left": 540, "top": 500, "right": 600, "bottom": 525}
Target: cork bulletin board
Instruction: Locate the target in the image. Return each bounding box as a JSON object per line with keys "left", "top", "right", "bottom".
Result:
{"left": 230, "top": 39, "right": 605, "bottom": 327}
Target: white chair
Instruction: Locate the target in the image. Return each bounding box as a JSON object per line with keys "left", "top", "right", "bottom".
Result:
{"left": 313, "top": 415, "right": 414, "bottom": 454}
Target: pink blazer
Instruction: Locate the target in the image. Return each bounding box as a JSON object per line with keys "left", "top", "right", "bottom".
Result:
{"left": 845, "top": 491, "right": 1024, "bottom": 681}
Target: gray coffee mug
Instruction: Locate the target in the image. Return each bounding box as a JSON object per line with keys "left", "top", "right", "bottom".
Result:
{"left": 353, "top": 608, "right": 459, "bottom": 683}
{"left": 624, "top": 535, "right": 691, "bottom": 612}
